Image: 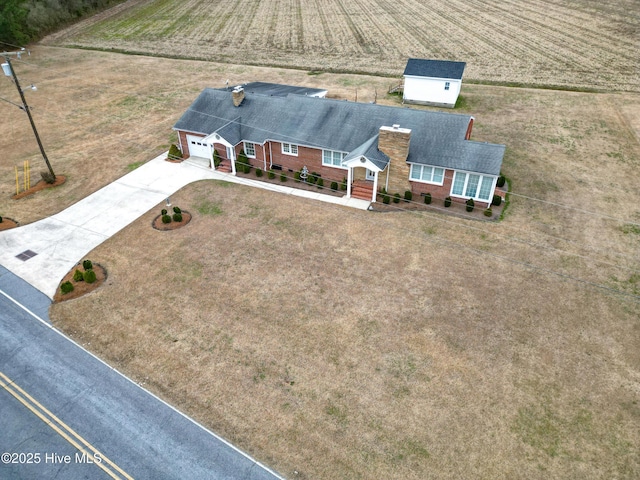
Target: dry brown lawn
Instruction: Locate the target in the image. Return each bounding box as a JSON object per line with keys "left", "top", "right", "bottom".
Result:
{"left": 42, "top": 0, "right": 640, "bottom": 92}
{"left": 0, "top": 47, "right": 638, "bottom": 478}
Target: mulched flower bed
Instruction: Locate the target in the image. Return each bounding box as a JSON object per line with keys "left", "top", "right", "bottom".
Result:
{"left": 13, "top": 175, "right": 67, "bottom": 199}
{"left": 152, "top": 211, "right": 192, "bottom": 231}
{"left": 0, "top": 218, "right": 19, "bottom": 231}
{"left": 54, "top": 263, "right": 107, "bottom": 303}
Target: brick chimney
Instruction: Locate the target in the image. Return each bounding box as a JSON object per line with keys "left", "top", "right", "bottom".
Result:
{"left": 378, "top": 124, "right": 411, "bottom": 193}
{"left": 232, "top": 86, "right": 245, "bottom": 107}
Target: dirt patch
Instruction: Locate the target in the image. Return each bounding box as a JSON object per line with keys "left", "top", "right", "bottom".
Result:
{"left": 152, "top": 211, "right": 192, "bottom": 230}
{"left": 12, "top": 175, "right": 67, "bottom": 200}
{"left": 53, "top": 263, "right": 107, "bottom": 303}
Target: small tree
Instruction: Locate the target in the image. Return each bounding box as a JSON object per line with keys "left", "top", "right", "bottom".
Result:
{"left": 82, "top": 259, "right": 93, "bottom": 271}
{"left": 83, "top": 269, "right": 97, "bottom": 284}
{"left": 60, "top": 281, "right": 74, "bottom": 294}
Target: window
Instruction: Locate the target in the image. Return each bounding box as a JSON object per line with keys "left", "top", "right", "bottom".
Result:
{"left": 282, "top": 142, "right": 298, "bottom": 156}
{"left": 409, "top": 164, "right": 445, "bottom": 185}
{"left": 322, "top": 150, "right": 347, "bottom": 168}
{"left": 444, "top": 82, "right": 450, "bottom": 91}
{"left": 244, "top": 141, "right": 256, "bottom": 158}
{"left": 451, "top": 171, "right": 495, "bottom": 201}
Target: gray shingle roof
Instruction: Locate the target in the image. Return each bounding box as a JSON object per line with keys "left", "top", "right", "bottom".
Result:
{"left": 403, "top": 59, "right": 466, "bottom": 80}
{"left": 219, "top": 82, "right": 327, "bottom": 97}
{"left": 343, "top": 135, "right": 390, "bottom": 170}
{"left": 173, "top": 89, "right": 503, "bottom": 176}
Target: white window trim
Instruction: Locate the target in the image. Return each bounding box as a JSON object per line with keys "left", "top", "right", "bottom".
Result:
{"left": 281, "top": 142, "right": 298, "bottom": 156}
{"left": 444, "top": 81, "right": 451, "bottom": 91}
{"left": 322, "top": 149, "right": 348, "bottom": 169}
{"left": 450, "top": 170, "right": 497, "bottom": 202}
{"left": 408, "top": 164, "right": 445, "bottom": 186}
{"left": 243, "top": 141, "right": 256, "bottom": 158}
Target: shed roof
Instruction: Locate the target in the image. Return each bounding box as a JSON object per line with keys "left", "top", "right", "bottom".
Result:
{"left": 403, "top": 59, "right": 466, "bottom": 80}
{"left": 173, "top": 88, "right": 503, "bottom": 176}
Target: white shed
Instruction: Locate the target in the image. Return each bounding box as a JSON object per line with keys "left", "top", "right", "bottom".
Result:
{"left": 402, "top": 59, "right": 466, "bottom": 108}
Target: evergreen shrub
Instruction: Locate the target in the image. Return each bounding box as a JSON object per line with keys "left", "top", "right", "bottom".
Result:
{"left": 82, "top": 259, "right": 93, "bottom": 271}
{"left": 61, "top": 281, "right": 74, "bottom": 294}
{"left": 73, "top": 269, "right": 84, "bottom": 282}
{"left": 424, "top": 193, "right": 432, "bottom": 204}
{"left": 444, "top": 197, "right": 452, "bottom": 207}
{"left": 83, "top": 269, "right": 97, "bottom": 284}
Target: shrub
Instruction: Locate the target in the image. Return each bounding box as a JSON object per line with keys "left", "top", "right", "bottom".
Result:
{"left": 60, "top": 281, "right": 74, "bottom": 294}
{"left": 73, "top": 269, "right": 84, "bottom": 282}
{"left": 162, "top": 214, "right": 172, "bottom": 224}
{"left": 330, "top": 181, "right": 338, "bottom": 191}
{"left": 404, "top": 190, "right": 412, "bottom": 202}
{"left": 484, "top": 208, "right": 493, "bottom": 217}
{"left": 393, "top": 193, "right": 401, "bottom": 204}
{"left": 173, "top": 213, "right": 183, "bottom": 222}
{"left": 381, "top": 187, "right": 387, "bottom": 195}
{"left": 242, "top": 164, "right": 250, "bottom": 174}
{"left": 40, "top": 171, "right": 55, "bottom": 184}
{"left": 256, "top": 168, "right": 263, "bottom": 177}
{"left": 280, "top": 172, "right": 287, "bottom": 182}
{"left": 382, "top": 194, "right": 390, "bottom": 204}
{"left": 497, "top": 175, "right": 506, "bottom": 188}
{"left": 268, "top": 170, "right": 275, "bottom": 179}
{"left": 492, "top": 194, "right": 502, "bottom": 206}
{"left": 317, "top": 178, "right": 324, "bottom": 189}
{"left": 294, "top": 171, "right": 301, "bottom": 182}
{"left": 173, "top": 206, "right": 181, "bottom": 214}
{"left": 161, "top": 208, "right": 167, "bottom": 215}
{"left": 82, "top": 259, "right": 93, "bottom": 271}
{"left": 168, "top": 144, "right": 182, "bottom": 160}
{"left": 308, "top": 172, "right": 319, "bottom": 184}
{"left": 0, "top": 216, "right": 3, "bottom": 223}
{"left": 424, "top": 193, "right": 432, "bottom": 204}
{"left": 466, "top": 198, "right": 475, "bottom": 212}
{"left": 213, "top": 149, "right": 221, "bottom": 168}
{"left": 444, "top": 197, "right": 452, "bottom": 207}
{"left": 341, "top": 177, "right": 347, "bottom": 190}
{"left": 83, "top": 269, "right": 97, "bottom": 284}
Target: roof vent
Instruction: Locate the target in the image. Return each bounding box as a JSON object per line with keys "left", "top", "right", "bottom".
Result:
{"left": 392, "top": 124, "right": 400, "bottom": 130}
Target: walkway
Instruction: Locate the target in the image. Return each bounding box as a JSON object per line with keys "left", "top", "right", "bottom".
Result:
{"left": 0, "top": 154, "right": 370, "bottom": 299}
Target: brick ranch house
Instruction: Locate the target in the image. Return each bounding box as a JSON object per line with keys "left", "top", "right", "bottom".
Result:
{"left": 173, "top": 86, "right": 505, "bottom": 207}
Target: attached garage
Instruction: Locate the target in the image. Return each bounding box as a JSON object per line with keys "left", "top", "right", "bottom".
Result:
{"left": 186, "top": 134, "right": 211, "bottom": 158}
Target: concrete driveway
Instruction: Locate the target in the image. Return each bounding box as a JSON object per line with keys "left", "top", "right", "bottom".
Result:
{"left": 0, "top": 154, "right": 216, "bottom": 299}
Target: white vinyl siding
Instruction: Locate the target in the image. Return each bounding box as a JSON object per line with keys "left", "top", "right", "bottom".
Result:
{"left": 322, "top": 150, "right": 347, "bottom": 168}
{"left": 244, "top": 141, "right": 256, "bottom": 158}
{"left": 282, "top": 143, "right": 298, "bottom": 156}
{"left": 451, "top": 171, "right": 495, "bottom": 201}
{"left": 409, "top": 164, "right": 444, "bottom": 185}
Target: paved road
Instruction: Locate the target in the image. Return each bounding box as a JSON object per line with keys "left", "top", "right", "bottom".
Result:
{"left": 0, "top": 267, "right": 283, "bottom": 480}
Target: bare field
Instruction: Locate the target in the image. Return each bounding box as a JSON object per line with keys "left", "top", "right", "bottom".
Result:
{"left": 0, "top": 48, "right": 638, "bottom": 478}
{"left": 43, "top": 0, "right": 640, "bottom": 92}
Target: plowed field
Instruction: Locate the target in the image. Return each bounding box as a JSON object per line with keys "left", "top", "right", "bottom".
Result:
{"left": 43, "top": 0, "right": 640, "bottom": 91}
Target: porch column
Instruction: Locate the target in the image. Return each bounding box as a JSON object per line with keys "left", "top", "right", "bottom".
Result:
{"left": 347, "top": 167, "right": 353, "bottom": 198}
{"left": 230, "top": 147, "right": 236, "bottom": 175}
{"left": 372, "top": 170, "right": 379, "bottom": 203}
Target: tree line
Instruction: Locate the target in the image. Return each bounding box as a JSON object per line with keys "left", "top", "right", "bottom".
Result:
{"left": 0, "top": 0, "right": 125, "bottom": 46}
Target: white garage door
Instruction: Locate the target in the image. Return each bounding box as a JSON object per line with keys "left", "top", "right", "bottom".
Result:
{"left": 186, "top": 135, "right": 210, "bottom": 158}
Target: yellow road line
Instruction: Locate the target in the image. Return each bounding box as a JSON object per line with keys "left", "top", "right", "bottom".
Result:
{"left": 0, "top": 371, "right": 133, "bottom": 480}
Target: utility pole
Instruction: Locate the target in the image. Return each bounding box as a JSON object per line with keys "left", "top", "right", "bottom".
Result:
{"left": 2, "top": 50, "right": 56, "bottom": 181}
